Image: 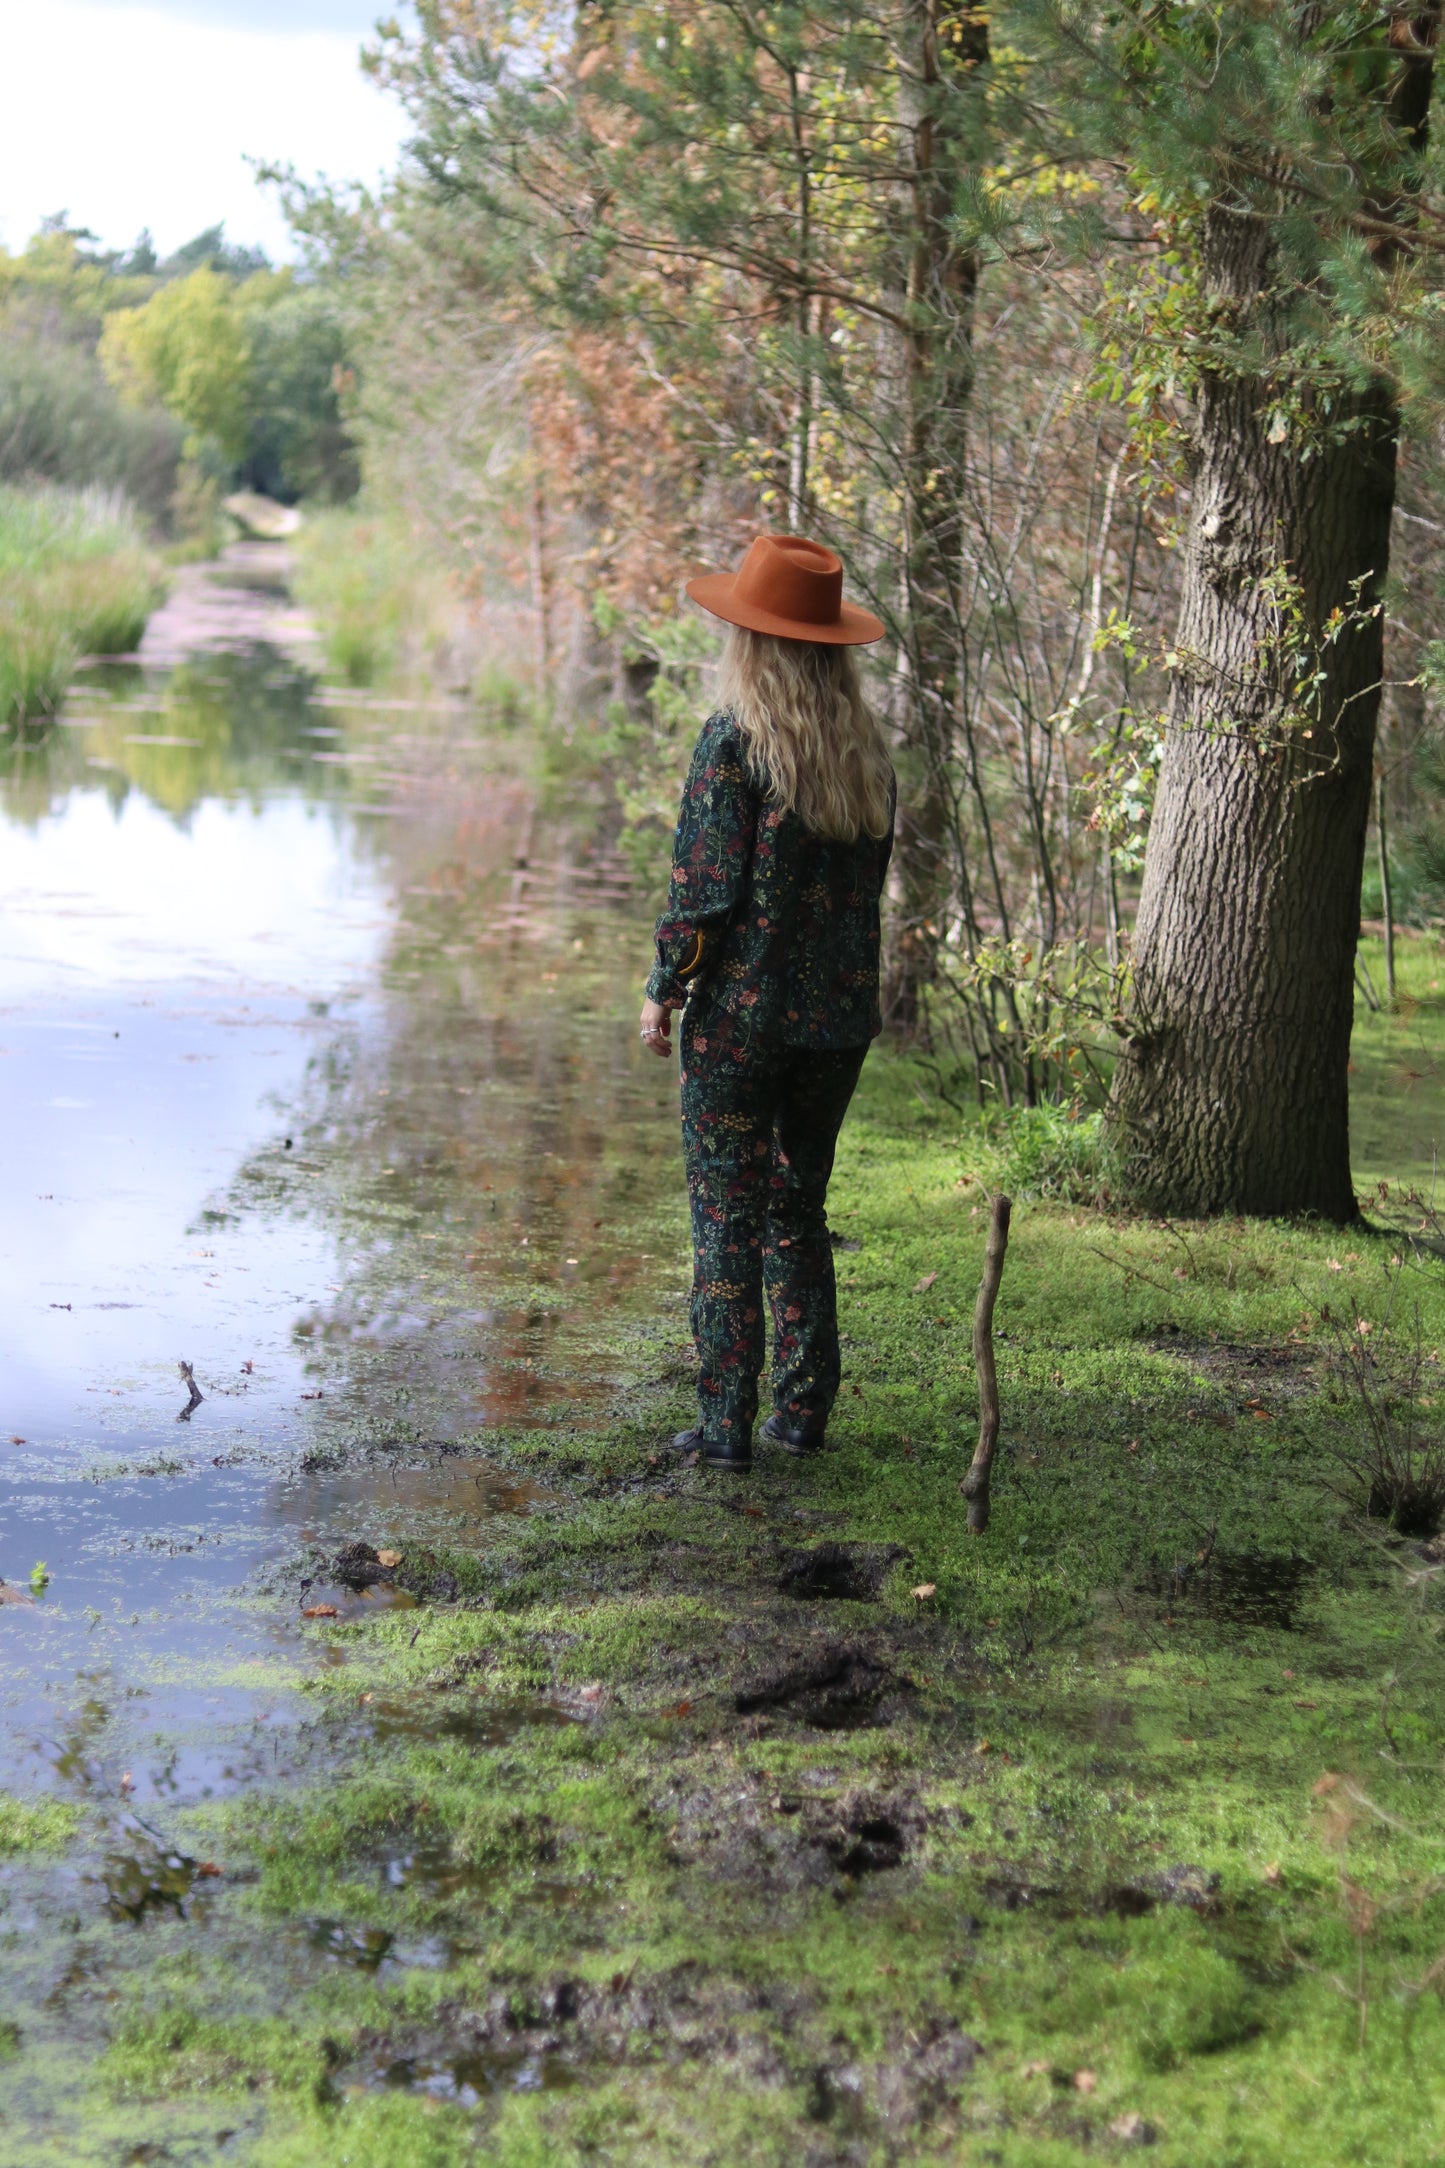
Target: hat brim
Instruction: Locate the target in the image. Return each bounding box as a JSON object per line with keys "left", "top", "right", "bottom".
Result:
{"left": 685, "top": 572, "right": 885, "bottom": 646}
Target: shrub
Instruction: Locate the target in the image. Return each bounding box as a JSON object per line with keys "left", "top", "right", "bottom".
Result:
{"left": 962, "top": 1101, "right": 1118, "bottom": 1205}
{"left": 1322, "top": 1299, "right": 1445, "bottom": 1538}
{"left": 0, "top": 484, "right": 165, "bottom": 719}
{"left": 0, "top": 337, "right": 182, "bottom": 523}
{"left": 292, "top": 508, "right": 457, "bottom": 686}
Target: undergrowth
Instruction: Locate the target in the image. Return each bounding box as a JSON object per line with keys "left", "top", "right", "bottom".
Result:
{"left": 0, "top": 483, "right": 164, "bottom": 718}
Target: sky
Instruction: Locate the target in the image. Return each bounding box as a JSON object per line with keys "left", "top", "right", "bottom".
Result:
{"left": 0, "top": 0, "right": 412, "bottom": 263}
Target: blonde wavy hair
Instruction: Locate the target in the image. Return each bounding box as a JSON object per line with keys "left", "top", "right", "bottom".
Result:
{"left": 717, "top": 626, "right": 893, "bottom": 842}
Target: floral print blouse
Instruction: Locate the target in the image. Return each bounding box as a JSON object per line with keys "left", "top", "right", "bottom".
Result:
{"left": 644, "top": 710, "right": 895, "bottom": 1050}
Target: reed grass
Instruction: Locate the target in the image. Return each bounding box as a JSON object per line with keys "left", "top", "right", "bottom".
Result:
{"left": 291, "top": 509, "right": 413, "bottom": 685}
{"left": 0, "top": 484, "right": 166, "bottom": 721}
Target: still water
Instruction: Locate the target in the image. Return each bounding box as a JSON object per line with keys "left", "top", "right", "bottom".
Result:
{"left": 0, "top": 545, "right": 679, "bottom": 1807}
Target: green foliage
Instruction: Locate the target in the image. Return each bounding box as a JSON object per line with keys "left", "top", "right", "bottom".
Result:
{"left": 67, "top": 247, "right": 360, "bottom": 505}
{"left": 291, "top": 508, "right": 452, "bottom": 685}
{"left": 242, "top": 279, "right": 358, "bottom": 503}
{"left": 597, "top": 602, "right": 720, "bottom": 885}
{"left": 0, "top": 336, "right": 182, "bottom": 521}
{"left": 0, "top": 484, "right": 165, "bottom": 719}
{"left": 292, "top": 508, "right": 412, "bottom": 683}
{"left": 964, "top": 1101, "right": 1117, "bottom": 1204}
{"left": 100, "top": 265, "right": 252, "bottom": 464}
{"left": 0, "top": 218, "right": 154, "bottom": 342}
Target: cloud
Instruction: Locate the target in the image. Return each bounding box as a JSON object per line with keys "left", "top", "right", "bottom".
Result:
{"left": 0, "top": 0, "right": 409, "bottom": 260}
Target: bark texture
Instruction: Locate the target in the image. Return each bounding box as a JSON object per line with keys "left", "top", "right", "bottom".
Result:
{"left": 883, "top": 0, "right": 987, "bottom": 1032}
{"left": 1111, "top": 215, "right": 1397, "bottom": 1220}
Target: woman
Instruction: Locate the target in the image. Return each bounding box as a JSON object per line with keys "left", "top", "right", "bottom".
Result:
{"left": 640, "top": 532, "right": 894, "bottom": 1472}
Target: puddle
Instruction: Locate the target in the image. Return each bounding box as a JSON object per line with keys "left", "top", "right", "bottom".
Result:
{"left": 373, "top": 2048, "right": 577, "bottom": 2104}
{"left": 0, "top": 544, "right": 678, "bottom": 1816}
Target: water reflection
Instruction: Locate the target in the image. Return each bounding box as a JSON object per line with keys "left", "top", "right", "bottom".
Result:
{"left": 0, "top": 544, "right": 681, "bottom": 1807}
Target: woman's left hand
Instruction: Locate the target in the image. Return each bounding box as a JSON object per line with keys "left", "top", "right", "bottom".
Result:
{"left": 639, "top": 999, "right": 674, "bottom": 1058}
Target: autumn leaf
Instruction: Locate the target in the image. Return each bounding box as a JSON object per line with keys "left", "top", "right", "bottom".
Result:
{"left": 1073, "top": 2069, "right": 1097, "bottom": 2094}
{"left": 911, "top": 1582, "right": 937, "bottom": 1601}
{"left": 376, "top": 1548, "right": 401, "bottom": 1568}
{"left": 914, "top": 1270, "right": 939, "bottom": 1292}
{"left": 302, "top": 1603, "right": 339, "bottom": 1619}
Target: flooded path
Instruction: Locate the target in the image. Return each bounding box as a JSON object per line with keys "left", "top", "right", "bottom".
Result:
{"left": 0, "top": 539, "right": 678, "bottom": 1811}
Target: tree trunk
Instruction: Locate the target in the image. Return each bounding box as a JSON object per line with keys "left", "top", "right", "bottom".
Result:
{"left": 882, "top": 0, "right": 987, "bottom": 1034}
{"left": 1110, "top": 208, "right": 1398, "bottom": 1221}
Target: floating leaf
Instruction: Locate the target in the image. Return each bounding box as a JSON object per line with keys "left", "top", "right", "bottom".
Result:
{"left": 301, "top": 1603, "right": 339, "bottom": 1619}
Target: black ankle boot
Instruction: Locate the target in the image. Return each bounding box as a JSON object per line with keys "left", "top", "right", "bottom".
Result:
{"left": 668, "top": 1426, "right": 752, "bottom": 1471}
{"left": 761, "top": 1411, "right": 826, "bottom": 1456}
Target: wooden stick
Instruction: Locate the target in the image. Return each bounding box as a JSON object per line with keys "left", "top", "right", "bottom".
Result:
{"left": 960, "top": 1194, "right": 1012, "bottom": 1534}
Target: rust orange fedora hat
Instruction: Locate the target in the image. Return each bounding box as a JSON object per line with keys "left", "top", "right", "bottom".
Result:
{"left": 686, "top": 533, "right": 884, "bottom": 645}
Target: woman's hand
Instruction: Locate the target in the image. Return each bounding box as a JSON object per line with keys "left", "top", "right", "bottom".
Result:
{"left": 639, "top": 999, "right": 674, "bottom": 1058}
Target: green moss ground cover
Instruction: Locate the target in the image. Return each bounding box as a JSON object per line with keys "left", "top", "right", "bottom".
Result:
{"left": 6, "top": 934, "right": 1443, "bottom": 2165}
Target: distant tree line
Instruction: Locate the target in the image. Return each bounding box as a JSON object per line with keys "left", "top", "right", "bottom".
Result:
{"left": 0, "top": 215, "right": 359, "bottom": 532}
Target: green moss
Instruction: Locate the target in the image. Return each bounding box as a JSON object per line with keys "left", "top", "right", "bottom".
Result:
{"left": 0, "top": 1795, "right": 82, "bottom": 1853}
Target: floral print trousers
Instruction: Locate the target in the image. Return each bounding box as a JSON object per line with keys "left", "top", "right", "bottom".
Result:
{"left": 680, "top": 1028, "right": 868, "bottom": 1446}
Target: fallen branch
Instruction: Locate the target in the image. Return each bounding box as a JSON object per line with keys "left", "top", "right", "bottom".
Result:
{"left": 961, "top": 1194, "right": 1012, "bottom": 1535}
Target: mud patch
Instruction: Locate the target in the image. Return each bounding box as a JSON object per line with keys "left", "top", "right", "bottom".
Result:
{"left": 734, "top": 1644, "right": 911, "bottom": 1730}
{"left": 328, "top": 1540, "right": 460, "bottom": 1602}
{"left": 1103, "top": 1862, "right": 1221, "bottom": 1917}
{"left": 809, "top": 2012, "right": 981, "bottom": 2135}
{"left": 345, "top": 1962, "right": 977, "bottom": 2141}
{"left": 1161, "top": 1335, "right": 1320, "bottom": 1403}
{"left": 776, "top": 1542, "right": 908, "bottom": 1602}
{"left": 655, "top": 1771, "right": 927, "bottom": 1894}
{"left": 1139, "top": 1548, "right": 1314, "bottom": 1629}
{"left": 100, "top": 1825, "right": 219, "bottom": 1920}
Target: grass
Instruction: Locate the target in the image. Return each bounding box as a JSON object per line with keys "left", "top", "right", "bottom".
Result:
{"left": 0, "top": 483, "right": 165, "bottom": 719}
{"left": 292, "top": 507, "right": 445, "bottom": 686}
{"left": 8, "top": 923, "right": 1444, "bottom": 2166}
